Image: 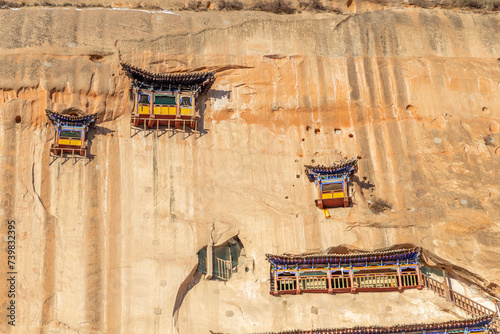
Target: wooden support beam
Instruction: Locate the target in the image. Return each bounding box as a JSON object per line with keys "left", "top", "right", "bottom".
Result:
{"left": 343, "top": 177, "right": 348, "bottom": 207}
{"left": 442, "top": 268, "right": 451, "bottom": 301}
{"left": 134, "top": 88, "right": 138, "bottom": 116}
{"left": 327, "top": 264, "right": 333, "bottom": 294}
{"left": 206, "top": 239, "right": 214, "bottom": 280}
{"left": 349, "top": 266, "right": 356, "bottom": 294}
{"left": 295, "top": 265, "right": 300, "bottom": 295}
{"left": 416, "top": 266, "right": 423, "bottom": 290}
{"left": 397, "top": 264, "right": 403, "bottom": 292}
{"left": 273, "top": 266, "right": 278, "bottom": 296}
{"left": 318, "top": 181, "right": 323, "bottom": 205}
{"left": 176, "top": 91, "right": 180, "bottom": 117}
{"left": 81, "top": 128, "right": 85, "bottom": 149}
{"left": 149, "top": 90, "right": 154, "bottom": 116}
{"left": 55, "top": 125, "right": 60, "bottom": 144}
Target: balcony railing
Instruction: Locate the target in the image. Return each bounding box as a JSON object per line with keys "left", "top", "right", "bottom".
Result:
{"left": 275, "top": 271, "right": 420, "bottom": 294}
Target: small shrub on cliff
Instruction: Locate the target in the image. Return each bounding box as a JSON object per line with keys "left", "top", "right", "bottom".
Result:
{"left": 0, "top": 1, "right": 24, "bottom": 8}
{"left": 490, "top": 0, "right": 500, "bottom": 10}
{"left": 218, "top": 0, "right": 244, "bottom": 10}
{"left": 408, "top": 0, "right": 435, "bottom": 8}
{"left": 457, "top": 0, "right": 486, "bottom": 9}
{"left": 369, "top": 198, "right": 392, "bottom": 214}
{"left": 299, "top": 0, "right": 326, "bottom": 11}
{"left": 185, "top": 0, "right": 206, "bottom": 11}
{"left": 252, "top": 0, "right": 296, "bottom": 14}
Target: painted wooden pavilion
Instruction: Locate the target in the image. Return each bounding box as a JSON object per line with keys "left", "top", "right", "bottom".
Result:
{"left": 305, "top": 159, "right": 358, "bottom": 209}
{"left": 267, "top": 248, "right": 423, "bottom": 296}
{"left": 121, "top": 63, "right": 215, "bottom": 131}
{"left": 250, "top": 315, "right": 495, "bottom": 334}
{"left": 46, "top": 108, "right": 101, "bottom": 157}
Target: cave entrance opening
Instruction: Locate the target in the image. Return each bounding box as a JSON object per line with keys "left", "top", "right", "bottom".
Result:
{"left": 197, "top": 237, "right": 243, "bottom": 281}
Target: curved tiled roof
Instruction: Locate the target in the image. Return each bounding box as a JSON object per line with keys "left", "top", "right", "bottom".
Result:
{"left": 305, "top": 159, "right": 358, "bottom": 182}
{"left": 121, "top": 63, "right": 216, "bottom": 95}
{"left": 266, "top": 248, "right": 420, "bottom": 265}
{"left": 250, "top": 315, "right": 494, "bottom": 334}
{"left": 46, "top": 110, "right": 101, "bottom": 126}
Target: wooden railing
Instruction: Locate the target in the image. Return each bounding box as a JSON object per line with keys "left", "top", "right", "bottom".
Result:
{"left": 331, "top": 275, "right": 351, "bottom": 289}
{"left": 131, "top": 115, "right": 198, "bottom": 131}
{"left": 301, "top": 276, "right": 328, "bottom": 290}
{"left": 50, "top": 147, "right": 86, "bottom": 157}
{"left": 421, "top": 274, "right": 446, "bottom": 296}
{"left": 401, "top": 272, "right": 419, "bottom": 287}
{"left": 353, "top": 273, "right": 398, "bottom": 289}
{"left": 272, "top": 271, "right": 499, "bottom": 331}
{"left": 215, "top": 258, "right": 232, "bottom": 281}
{"left": 275, "top": 271, "right": 420, "bottom": 293}
{"left": 277, "top": 277, "right": 296, "bottom": 291}
{"left": 421, "top": 275, "right": 499, "bottom": 331}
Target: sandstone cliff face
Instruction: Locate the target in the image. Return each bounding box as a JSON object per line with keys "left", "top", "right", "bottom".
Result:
{"left": 0, "top": 5, "right": 499, "bottom": 334}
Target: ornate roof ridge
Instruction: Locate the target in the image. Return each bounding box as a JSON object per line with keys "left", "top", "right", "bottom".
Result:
{"left": 249, "top": 315, "right": 494, "bottom": 334}
{"left": 120, "top": 62, "right": 216, "bottom": 80}
{"left": 304, "top": 158, "right": 358, "bottom": 169}
{"left": 46, "top": 109, "right": 102, "bottom": 124}
{"left": 121, "top": 62, "right": 216, "bottom": 95}
{"left": 266, "top": 247, "right": 420, "bottom": 261}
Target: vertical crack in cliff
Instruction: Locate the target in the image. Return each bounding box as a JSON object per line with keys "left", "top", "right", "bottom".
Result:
{"left": 31, "top": 143, "right": 58, "bottom": 330}
{"left": 83, "top": 145, "right": 104, "bottom": 332}
{"left": 153, "top": 132, "right": 159, "bottom": 239}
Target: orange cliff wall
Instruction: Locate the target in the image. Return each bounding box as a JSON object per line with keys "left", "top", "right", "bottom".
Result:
{"left": 0, "top": 7, "right": 499, "bottom": 334}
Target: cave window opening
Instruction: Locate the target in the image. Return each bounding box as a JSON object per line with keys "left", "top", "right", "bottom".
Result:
{"left": 197, "top": 237, "right": 244, "bottom": 281}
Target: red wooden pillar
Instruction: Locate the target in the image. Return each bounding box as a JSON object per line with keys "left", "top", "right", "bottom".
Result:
{"left": 296, "top": 264, "right": 301, "bottom": 295}
{"left": 349, "top": 266, "right": 356, "bottom": 294}
{"left": 397, "top": 264, "right": 403, "bottom": 292}
{"left": 416, "top": 265, "right": 423, "bottom": 290}
{"left": 327, "top": 264, "right": 333, "bottom": 294}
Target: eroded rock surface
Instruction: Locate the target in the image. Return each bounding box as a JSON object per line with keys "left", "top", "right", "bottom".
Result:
{"left": 0, "top": 5, "right": 498, "bottom": 334}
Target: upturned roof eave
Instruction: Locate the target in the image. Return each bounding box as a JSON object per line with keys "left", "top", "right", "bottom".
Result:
{"left": 121, "top": 62, "right": 215, "bottom": 92}
{"left": 45, "top": 109, "right": 102, "bottom": 125}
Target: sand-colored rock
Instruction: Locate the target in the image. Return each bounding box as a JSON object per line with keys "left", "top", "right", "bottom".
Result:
{"left": 0, "top": 5, "right": 499, "bottom": 334}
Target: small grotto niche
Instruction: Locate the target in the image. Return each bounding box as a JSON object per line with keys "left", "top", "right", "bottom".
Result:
{"left": 197, "top": 236, "right": 245, "bottom": 281}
